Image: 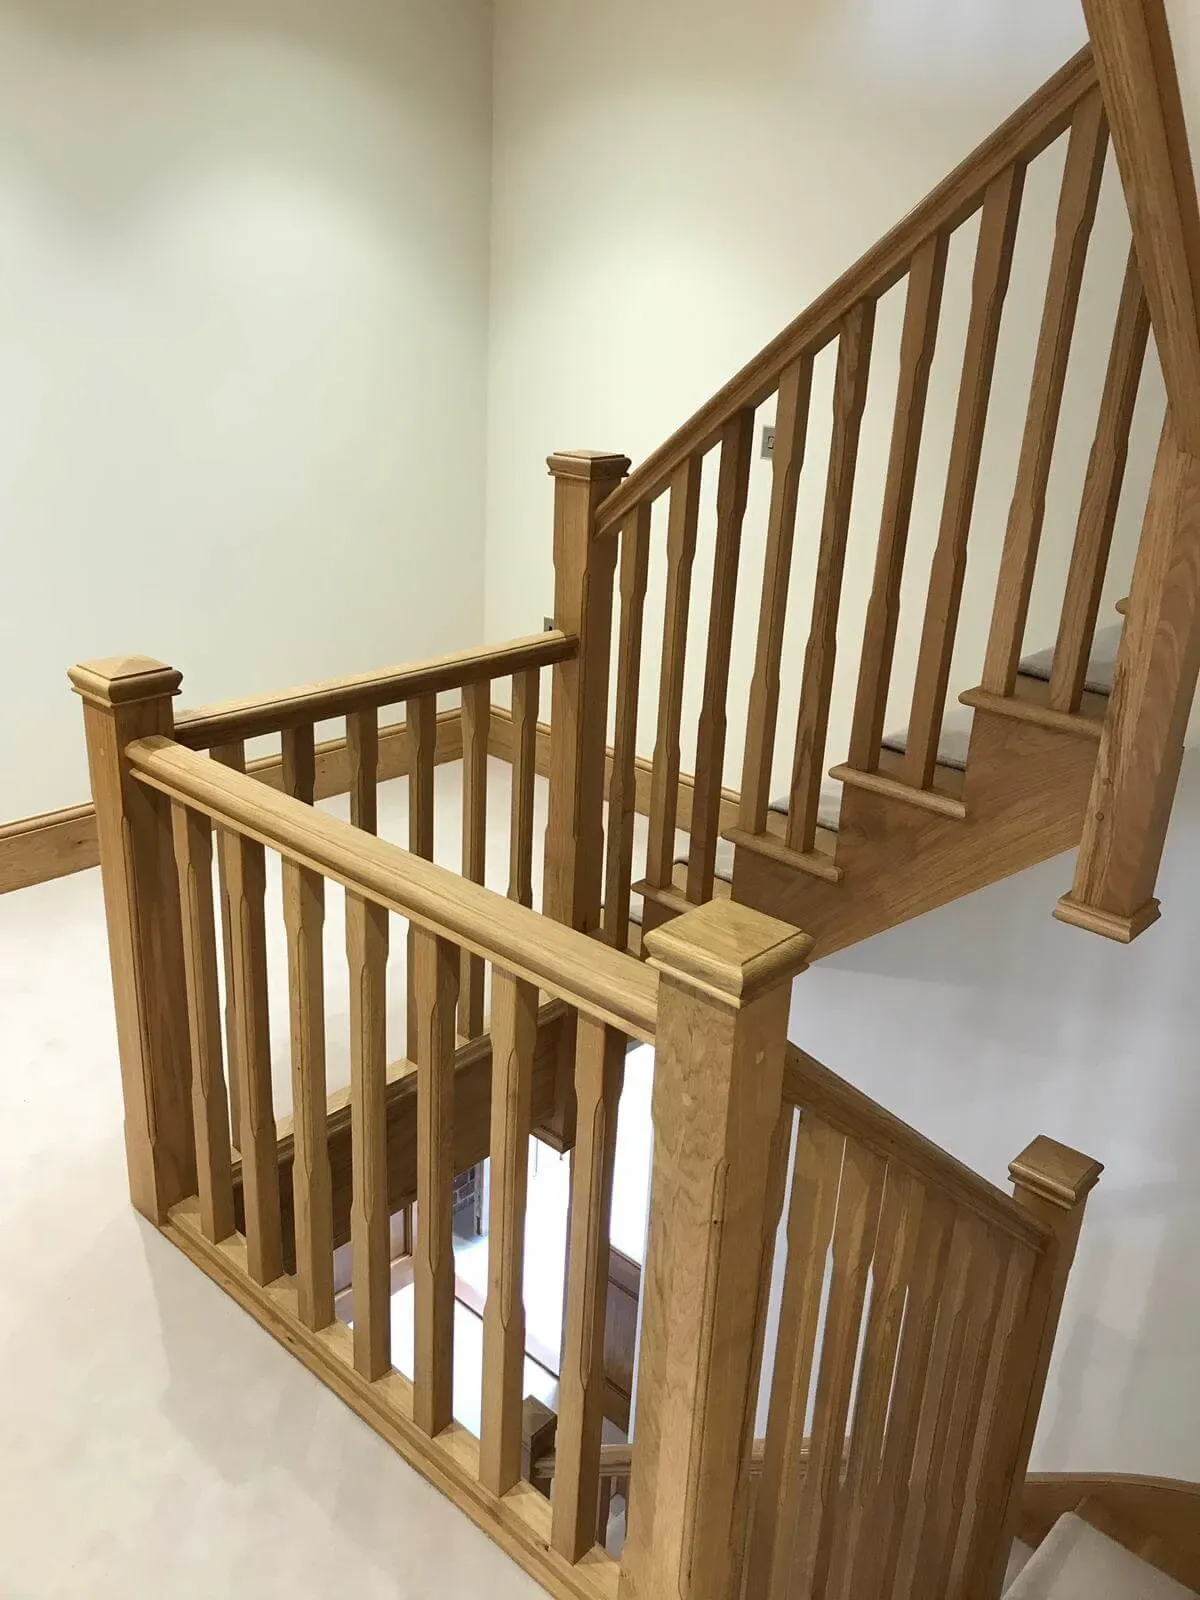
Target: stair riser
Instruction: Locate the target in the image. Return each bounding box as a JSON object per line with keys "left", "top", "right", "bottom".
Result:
{"left": 730, "top": 710, "right": 1100, "bottom": 958}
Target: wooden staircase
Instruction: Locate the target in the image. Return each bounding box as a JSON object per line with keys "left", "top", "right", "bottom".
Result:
{"left": 68, "top": 5, "right": 1200, "bottom": 1600}
{"left": 559, "top": 30, "right": 1200, "bottom": 965}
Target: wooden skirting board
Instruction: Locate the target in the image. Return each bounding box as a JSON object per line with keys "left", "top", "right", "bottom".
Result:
{"left": 0, "top": 707, "right": 463, "bottom": 896}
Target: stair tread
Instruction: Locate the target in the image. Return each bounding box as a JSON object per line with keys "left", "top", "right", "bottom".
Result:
{"left": 1014, "top": 621, "right": 1121, "bottom": 697}
{"left": 635, "top": 625, "right": 1121, "bottom": 922}
{"left": 1003, "top": 1513, "right": 1197, "bottom": 1600}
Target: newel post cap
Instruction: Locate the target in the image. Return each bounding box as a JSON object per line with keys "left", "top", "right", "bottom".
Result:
{"left": 69, "top": 655, "right": 182, "bottom": 709}
{"left": 644, "top": 899, "right": 813, "bottom": 1009}
{"left": 546, "top": 450, "right": 632, "bottom": 483}
{"left": 1010, "top": 1135, "right": 1104, "bottom": 1210}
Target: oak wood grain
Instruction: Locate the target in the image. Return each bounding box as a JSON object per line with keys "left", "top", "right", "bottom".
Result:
{"left": 645, "top": 454, "right": 703, "bottom": 888}
{"left": 982, "top": 90, "right": 1110, "bottom": 694}
{"left": 848, "top": 233, "right": 949, "bottom": 772}
{"left": 904, "top": 164, "right": 1025, "bottom": 788}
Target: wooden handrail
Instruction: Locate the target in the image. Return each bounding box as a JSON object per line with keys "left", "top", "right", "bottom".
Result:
{"left": 175, "top": 631, "right": 576, "bottom": 748}
{"left": 126, "top": 735, "right": 658, "bottom": 1043}
{"left": 595, "top": 46, "right": 1097, "bottom": 535}
{"left": 783, "top": 1044, "right": 1048, "bottom": 1250}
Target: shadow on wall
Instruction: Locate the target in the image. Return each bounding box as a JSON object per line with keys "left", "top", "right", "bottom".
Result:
{"left": 788, "top": 749, "right": 1200, "bottom": 1478}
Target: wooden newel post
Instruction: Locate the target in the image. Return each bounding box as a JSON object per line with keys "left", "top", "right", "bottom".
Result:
{"left": 543, "top": 450, "right": 630, "bottom": 932}
{"left": 619, "top": 900, "right": 813, "bottom": 1600}
{"left": 69, "top": 655, "right": 195, "bottom": 1224}
{"left": 971, "top": 1135, "right": 1103, "bottom": 1597}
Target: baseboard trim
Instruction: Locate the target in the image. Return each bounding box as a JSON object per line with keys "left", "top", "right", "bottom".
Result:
{"left": 0, "top": 708, "right": 463, "bottom": 897}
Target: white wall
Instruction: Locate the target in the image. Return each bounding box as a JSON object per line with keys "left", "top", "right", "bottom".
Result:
{"left": 0, "top": 0, "right": 492, "bottom": 821}
{"left": 486, "top": 0, "right": 1165, "bottom": 794}
{"left": 755, "top": 748, "right": 1200, "bottom": 1479}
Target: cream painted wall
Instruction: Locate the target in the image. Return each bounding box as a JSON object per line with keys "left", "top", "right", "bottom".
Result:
{"left": 0, "top": 0, "right": 492, "bottom": 821}
{"left": 485, "top": 0, "right": 1166, "bottom": 794}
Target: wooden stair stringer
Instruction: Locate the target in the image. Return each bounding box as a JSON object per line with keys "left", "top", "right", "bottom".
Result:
{"left": 730, "top": 707, "right": 1102, "bottom": 960}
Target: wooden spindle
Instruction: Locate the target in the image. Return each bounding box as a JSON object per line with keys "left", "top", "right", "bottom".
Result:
{"left": 858, "top": 1191, "right": 956, "bottom": 1600}
{"left": 281, "top": 724, "right": 316, "bottom": 808}
{"left": 211, "top": 740, "right": 247, "bottom": 1151}
{"left": 412, "top": 926, "right": 459, "bottom": 1436}
{"left": 792, "top": 1138, "right": 886, "bottom": 1595}
{"left": 284, "top": 849, "right": 332, "bottom": 1331}
{"left": 848, "top": 234, "right": 949, "bottom": 771}
{"left": 982, "top": 90, "right": 1110, "bottom": 695}
{"left": 728, "top": 1104, "right": 794, "bottom": 1591}
{"left": 171, "top": 802, "right": 235, "bottom": 1244}
{"left": 747, "top": 1114, "right": 844, "bottom": 1600}
{"left": 347, "top": 708, "right": 379, "bottom": 835}
{"left": 70, "top": 657, "right": 194, "bottom": 1223}
{"left": 459, "top": 682, "right": 490, "bottom": 1039}
{"left": 687, "top": 409, "right": 755, "bottom": 903}
{"left": 226, "top": 830, "right": 283, "bottom": 1286}
{"left": 479, "top": 969, "right": 539, "bottom": 1496}
{"left": 543, "top": 451, "right": 629, "bottom": 932}
{"left": 597, "top": 1478, "right": 613, "bottom": 1549}
{"left": 946, "top": 1238, "right": 1036, "bottom": 1598}
{"left": 552, "top": 1014, "right": 626, "bottom": 1561}
{"left": 509, "top": 667, "right": 539, "bottom": 908}
{"left": 645, "top": 454, "right": 703, "bottom": 890}
{"left": 908, "top": 1222, "right": 1008, "bottom": 1599}
{"left": 888, "top": 1218, "right": 977, "bottom": 1600}
{"left": 619, "top": 901, "right": 812, "bottom": 1600}
{"left": 827, "top": 1169, "right": 922, "bottom": 1598}
{"left": 603, "top": 502, "right": 651, "bottom": 949}
{"left": 785, "top": 300, "right": 877, "bottom": 853}
{"left": 407, "top": 692, "right": 437, "bottom": 1063}
{"left": 903, "top": 166, "right": 1025, "bottom": 788}
{"left": 1049, "top": 248, "right": 1150, "bottom": 712}
{"left": 278, "top": 726, "right": 332, "bottom": 1329}
{"left": 739, "top": 354, "right": 816, "bottom": 833}
{"left": 348, "top": 891, "right": 390, "bottom": 1378}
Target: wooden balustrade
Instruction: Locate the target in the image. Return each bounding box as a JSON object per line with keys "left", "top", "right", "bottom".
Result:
{"left": 75, "top": 633, "right": 1106, "bottom": 1600}
{"left": 738, "top": 1048, "right": 1101, "bottom": 1600}
{"left": 582, "top": 43, "right": 1165, "bottom": 945}
{"left": 76, "top": 653, "right": 669, "bottom": 1599}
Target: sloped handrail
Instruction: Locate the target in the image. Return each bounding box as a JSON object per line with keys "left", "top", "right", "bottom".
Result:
{"left": 595, "top": 45, "right": 1098, "bottom": 536}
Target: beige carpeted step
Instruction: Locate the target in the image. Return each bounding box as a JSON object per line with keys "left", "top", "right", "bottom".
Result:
{"left": 1004, "top": 1513, "right": 1198, "bottom": 1599}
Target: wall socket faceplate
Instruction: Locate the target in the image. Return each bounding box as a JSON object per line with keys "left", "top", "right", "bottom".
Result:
{"left": 761, "top": 424, "right": 776, "bottom": 459}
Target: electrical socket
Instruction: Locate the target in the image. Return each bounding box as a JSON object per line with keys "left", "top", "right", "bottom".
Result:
{"left": 761, "top": 424, "right": 776, "bottom": 459}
